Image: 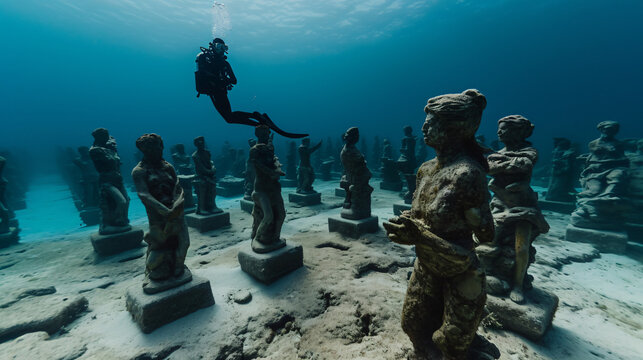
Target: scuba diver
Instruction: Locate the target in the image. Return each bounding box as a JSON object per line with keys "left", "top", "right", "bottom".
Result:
{"left": 195, "top": 38, "right": 307, "bottom": 139}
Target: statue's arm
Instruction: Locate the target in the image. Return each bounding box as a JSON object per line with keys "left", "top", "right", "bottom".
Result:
{"left": 132, "top": 167, "right": 170, "bottom": 215}
{"left": 169, "top": 166, "right": 185, "bottom": 210}
{"left": 312, "top": 141, "right": 322, "bottom": 153}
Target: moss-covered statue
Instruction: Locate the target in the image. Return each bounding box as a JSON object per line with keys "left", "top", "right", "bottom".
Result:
{"left": 340, "top": 127, "right": 373, "bottom": 220}
{"left": 545, "top": 137, "right": 578, "bottom": 202}
{"left": 132, "top": 134, "right": 191, "bottom": 293}
{"left": 397, "top": 125, "right": 417, "bottom": 203}
{"left": 297, "top": 138, "right": 322, "bottom": 194}
{"left": 384, "top": 89, "right": 497, "bottom": 360}
{"left": 192, "top": 136, "right": 222, "bottom": 215}
{"left": 478, "top": 115, "right": 549, "bottom": 304}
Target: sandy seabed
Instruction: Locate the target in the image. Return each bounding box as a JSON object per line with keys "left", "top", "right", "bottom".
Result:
{"left": 0, "top": 178, "right": 642, "bottom": 360}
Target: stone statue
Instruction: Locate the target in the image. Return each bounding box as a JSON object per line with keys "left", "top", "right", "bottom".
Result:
{"left": 340, "top": 127, "right": 373, "bottom": 220}
{"left": 89, "top": 128, "right": 132, "bottom": 235}
{"left": 285, "top": 141, "right": 297, "bottom": 182}
{"left": 231, "top": 149, "right": 246, "bottom": 178}
{"left": 250, "top": 125, "right": 286, "bottom": 253}
{"left": 397, "top": 125, "right": 417, "bottom": 203}
{"left": 479, "top": 115, "right": 549, "bottom": 304}
{"left": 170, "top": 144, "right": 194, "bottom": 176}
{"left": 628, "top": 139, "right": 643, "bottom": 225}
{"left": 192, "top": 136, "right": 222, "bottom": 215}
{"left": 244, "top": 138, "right": 258, "bottom": 201}
{"left": 73, "top": 146, "right": 99, "bottom": 209}
{"left": 545, "top": 137, "right": 577, "bottom": 202}
{"left": 297, "top": 138, "right": 322, "bottom": 194}
{"left": 571, "top": 121, "right": 630, "bottom": 228}
{"left": 132, "top": 134, "right": 191, "bottom": 293}
{"left": 0, "top": 156, "right": 17, "bottom": 235}
{"left": 384, "top": 89, "right": 497, "bottom": 360}
{"left": 371, "top": 136, "right": 382, "bottom": 171}
{"left": 380, "top": 138, "right": 402, "bottom": 189}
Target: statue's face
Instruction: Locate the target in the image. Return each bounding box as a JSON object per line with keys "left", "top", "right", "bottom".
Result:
{"left": 497, "top": 121, "right": 524, "bottom": 144}
{"left": 194, "top": 138, "right": 205, "bottom": 149}
{"left": 422, "top": 112, "right": 441, "bottom": 147}
{"left": 143, "top": 140, "right": 163, "bottom": 162}
{"left": 599, "top": 124, "right": 619, "bottom": 137}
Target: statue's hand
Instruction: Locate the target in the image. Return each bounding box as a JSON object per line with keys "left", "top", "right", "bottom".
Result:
{"left": 383, "top": 214, "right": 421, "bottom": 245}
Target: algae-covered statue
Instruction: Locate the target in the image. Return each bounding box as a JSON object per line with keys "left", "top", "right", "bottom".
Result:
{"left": 89, "top": 128, "right": 132, "bottom": 234}
{"left": 192, "top": 136, "right": 222, "bottom": 215}
{"left": 73, "top": 146, "right": 100, "bottom": 209}
{"left": 0, "top": 156, "right": 20, "bottom": 247}
{"left": 545, "top": 137, "right": 577, "bottom": 202}
{"left": 571, "top": 121, "right": 630, "bottom": 228}
{"left": 478, "top": 116, "right": 549, "bottom": 304}
{"left": 397, "top": 125, "right": 417, "bottom": 204}
{"left": 132, "top": 134, "right": 191, "bottom": 293}
{"left": 340, "top": 127, "right": 373, "bottom": 220}
{"left": 250, "top": 125, "right": 287, "bottom": 253}
{"left": 384, "top": 89, "right": 498, "bottom": 360}
{"left": 297, "top": 138, "right": 322, "bottom": 194}
{"left": 380, "top": 138, "right": 402, "bottom": 190}
{"left": 170, "top": 144, "right": 194, "bottom": 176}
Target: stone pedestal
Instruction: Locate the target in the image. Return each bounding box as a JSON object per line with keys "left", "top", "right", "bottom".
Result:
{"left": 238, "top": 242, "right": 303, "bottom": 284}
{"left": 380, "top": 181, "right": 402, "bottom": 191}
{"left": 537, "top": 199, "right": 575, "bottom": 214}
{"left": 90, "top": 227, "right": 144, "bottom": 256}
{"left": 393, "top": 202, "right": 411, "bottom": 216}
{"left": 126, "top": 275, "right": 215, "bottom": 333}
{"left": 565, "top": 224, "right": 628, "bottom": 253}
{"left": 288, "top": 192, "right": 321, "bottom": 206}
{"left": 185, "top": 212, "right": 230, "bottom": 233}
{"left": 335, "top": 187, "right": 346, "bottom": 197}
{"left": 328, "top": 216, "right": 379, "bottom": 238}
{"left": 485, "top": 287, "right": 558, "bottom": 341}
{"left": 0, "top": 228, "right": 20, "bottom": 249}
{"left": 280, "top": 178, "right": 297, "bottom": 188}
{"left": 79, "top": 208, "right": 100, "bottom": 226}
{"left": 240, "top": 199, "right": 254, "bottom": 213}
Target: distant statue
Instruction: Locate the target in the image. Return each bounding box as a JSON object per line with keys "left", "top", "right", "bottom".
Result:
{"left": 284, "top": 141, "right": 298, "bottom": 182}
{"left": 192, "top": 136, "right": 222, "bottom": 215}
{"left": 244, "top": 138, "right": 258, "bottom": 201}
{"left": 545, "top": 137, "right": 577, "bottom": 202}
{"left": 231, "top": 149, "right": 246, "bottom": 178}
{"left": 340, "top": 127, "right": 373, "bottom": 220}
{"left": 195, "top": 38, "right": 306, "bottom": 138}
{"left": 397, "top": 125, "right": 417, "bottom": 203}
{"left": 250, "top": 125, "right": 286, "bottom": 253}
{"left": 297, "top": 138, "right": 322, "bottom": 194}
{"left": 481, "top": 115, "right": 549, "bottom": 304}
{"left": 73, "top": 146, "right": 99, "bottom": 209}
{"left": 628, "top": 139, "right": 643, "bottom": 223}
{"left": 384, "top": 89, "right": 496, "bottom": 360}
{"left": 571, "top": 121, "right": 630, "bottom": 228}
{"left": 380, "top": 138, "right": 401, "bottom": 186}
{"left": 132, "top": 134, "right": 191, "bottom": 293}
{"left": 89, "top": 128, "right": 131, "bottom": 235}
{"left": 170, "top": 144, "right": 194, "bottom": 176}
{"left": 0, "top": 156, "right": 16, "bottom": 234}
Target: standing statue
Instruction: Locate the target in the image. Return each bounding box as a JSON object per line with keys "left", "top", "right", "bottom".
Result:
{"left": 170, "top": 144, "right": 194, "bottom": 176}
{"left": 192, "top": 136, "right": 222, "bottom": 215}
{"left": 479, "top": 115, "right": 549, "bottom": 304}
{"left": 297, "top": 138, "right": 322, "bottom": 194}
{"left": 340, "top": 127, "right": 373, "bottom": 220}
{"left": 282, "top": 141, "right": 298, "bottom": 186}
{"left": 0, "top": 156, "right": 18, "bottom": 238}
{"left": 89, "top": 128, "right": 132, "bottom": 235}
{"left": 545, "top": 137, "right": 578, "bottom": 202}
{"left": 380, "top": 138, "right": 402, "bottom": 190}
{"left": 250, "top": 125, "right": 286, "bottom": 253}
{"left": 571, "top": 121, "right": 630, "bottom": 228}
{"left": 397, "top": 125, "right": 417, "bottom": 203}
{"left": 244, "top": 138, "right": 258, "bottom": 201}
{"left": 384, "top": 89, "right": 497, "bottom": 360}
{"left": 132, "top": 134, "right": 191, "bottom": 293}
{"left": 627, "top": 139, "right": 643, "bottom": 227}
{"left": 73, "top": 146, "right": 100, "bottom": 209}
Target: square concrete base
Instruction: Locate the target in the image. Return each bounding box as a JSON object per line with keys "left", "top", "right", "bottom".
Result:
{"left": 91, "top": 227, "right": 144, "bottom": 256}
{"left": 238, "top": 242, "right": 303, "bottom": 284}
{"left": 485, "top": 287, "right": 558, "bottom": 341}
{"left": 240, "top": 199, "right": 254, "bottom": 213}
{"left": 289, "top": 192, "right": 321, "bottom": 206}
{"left": 79, "top": 208, "right": 100, "bottom": 226}
{"left": 393, "top": 203, "right": 411, "bottom": 216}
{"left": 565, "top": 224, "right": 628, "bottom": 253}
{"left": 537, "top": 199, "right": 575, "bottom": 214}
{"left": 380, "top": 181, "right": 402, "bottom": 191}
{"left": 126, "top": 275, "right": 215, "bottom": 333}
{"left": 185, "top": 212, "right": 230, "bottom": 233}
{"left": 328, "top": 216, "right": 379, "bottom": 238}
{"left": 335, "top": 188, "right": 346, "bottom": 197}
{"left": 0, "top": 228, "right": 20, "bottom": 249}
{"left": 280, "top": 178, "right": 297, "bottom": 188}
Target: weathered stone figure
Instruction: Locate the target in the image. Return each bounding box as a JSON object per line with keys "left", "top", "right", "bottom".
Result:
{"left": 0, "top": 156, "right": 17, "bottom": 235}
{"left": 397, "top": 125, "right": 417, "bottom": 203}
{"left": 170, "top": 144, "right": 194, "bottom": 176}
{"left": 297, "top": 138, "right": 322, "bottom": 194}
{"left": 73, "top": 146, "right": 100, "bottom": 209}
{"left": 340, "top": 127, "right": 373, "bottom": 220}
{"left": 571, "top": 121, "right": 630, "bottom": 228}
{"left": 283, "top": 141, "right": 297, "bottom": 186}
{"left": 627, "top": 139, "right": 643, "bottom": 230}
{"left": 480, "top": 115, "right": 550, "bottom": 304}
{"left": 244, "top": 138, "right": 258, "bottom": 201}
{"left": 545, "top": 137, "right": 577, "bottom": 202}
{"left": 89, "top": 128, "right": 131, "bottom": 234}
{"left": 250, "top": 125, "right": 287, "bottom": 253}
{"left": 384, "top": 89, "right": 496, "bottom": 360}
{"left": 192, "top": 136, "right": 222, "bottom": 215}
{"left": 380, "top": 138, "right": 402, "bottom": 189}
{"left": 132, "top": 134, "right": 191, "bottom": 293}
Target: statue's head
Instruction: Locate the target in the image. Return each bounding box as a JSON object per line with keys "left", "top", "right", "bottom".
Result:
{"left": 193, "top": 136, "right": 205, "bottom": 149}
{"left": 302, "top": 137, "right": 311, "bottom": 146}
{"left": 136, "top": 133, "right": 164, "bottom": 162}
{"left": 597, "top": 121, "right": 619, "bottom": 137}
{"left": 403, "top": 125, "right": 413, "bottom": 136}
{"left": 383, "top": 138, "right": 390, "bottom": 145}
{"left": 343, "top": 127, "right": 359, "bottom": 145}
{"left": 423, "top": 89, "right": 486, "bottom": 148}
{"left": 248, "top": 138, "right": 257, "bottom": 147}
{"left": 497, "top": 115, "right": 534, "bottom": 146}
{"left": 77, "top": 146, "right": 90, "bottom": 158}
{"left": 553, "top": 137, "right": 571, "bottom": 150}
{"left": 91, "top": 128, "right": 110, "bottom": 145}
{"left": 255, "top": 125, "right": 271, "bottom": 144}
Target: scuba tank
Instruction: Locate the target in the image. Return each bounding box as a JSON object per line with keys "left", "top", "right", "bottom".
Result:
{"left": 195, "top": 48, "right": 230, "bottom": 97}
